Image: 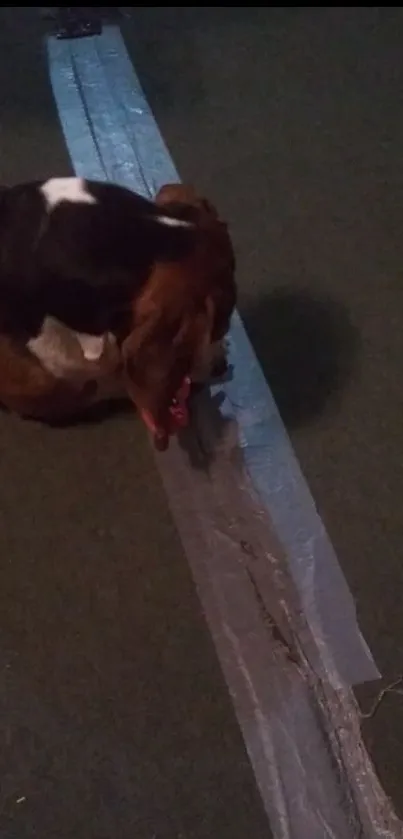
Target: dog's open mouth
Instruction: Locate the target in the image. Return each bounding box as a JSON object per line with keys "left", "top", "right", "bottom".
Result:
{"left": 140, "top": 376, "right": 191, "bottom": 450}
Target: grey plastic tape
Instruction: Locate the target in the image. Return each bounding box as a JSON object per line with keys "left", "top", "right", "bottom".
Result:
{"left": 48, "top": 24, "right": 378, "bottom": 688}
{"left": 47, "top": 26, "right": 402, "bottom": 839}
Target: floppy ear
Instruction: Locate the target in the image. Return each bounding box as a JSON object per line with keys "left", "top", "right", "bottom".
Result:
{"left": 122, "top": 297, "right": 215, "bottom": 389}
{"left": 121, "top": 296, "right": 215, "bottom": 431}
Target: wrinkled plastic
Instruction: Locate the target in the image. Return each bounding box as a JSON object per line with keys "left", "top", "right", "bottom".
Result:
{"left": 47, "top": 27, "right": 403, "bottom": 838}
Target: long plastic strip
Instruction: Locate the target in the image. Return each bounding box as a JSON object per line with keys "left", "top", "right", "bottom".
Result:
{"left": 47, "top": 26, "right": 402, "bottom": 839}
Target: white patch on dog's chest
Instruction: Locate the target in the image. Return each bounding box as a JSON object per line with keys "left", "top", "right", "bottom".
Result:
{"left": 76, "top": 334, "right": 106, "bottom": 361}
{"left": 40, "top": 177, "right": 97, "bottom": 210}
{"left": 27, "top": 317, "right": 115, "bottom": 380}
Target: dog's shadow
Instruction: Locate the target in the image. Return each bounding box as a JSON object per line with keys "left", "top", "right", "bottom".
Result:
{"left": 243, "top": 285, "right": 359, "bottom": 429}
{"left": 178, "top": 284, "right": 359, "bottom": 469}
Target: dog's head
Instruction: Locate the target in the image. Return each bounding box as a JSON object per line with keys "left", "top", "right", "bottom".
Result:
{"left": 122, "top": 183, "right": 236, "bottom": 449}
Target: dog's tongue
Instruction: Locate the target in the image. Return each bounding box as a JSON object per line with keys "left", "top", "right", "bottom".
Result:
{"left": 140, "top": 377, "right": 191, "bottom": 448}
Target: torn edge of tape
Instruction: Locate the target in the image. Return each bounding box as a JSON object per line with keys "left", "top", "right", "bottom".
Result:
{"left": 46, "top": 26, "right": 403, "bottom": 839}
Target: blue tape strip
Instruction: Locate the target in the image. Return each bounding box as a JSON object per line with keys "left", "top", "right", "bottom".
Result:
{"left": 47, "top": 36, "right": 106, "bottom": 181}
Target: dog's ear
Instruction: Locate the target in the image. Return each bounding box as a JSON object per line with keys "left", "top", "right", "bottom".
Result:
{"left": 122, "top": 294, "right": 215, "bottom": 391}
{"left": 121, "top": 294, "right": 215, "bottom": 435}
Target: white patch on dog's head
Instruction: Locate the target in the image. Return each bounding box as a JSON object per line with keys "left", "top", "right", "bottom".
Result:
{"left": 40, "top": 177, "right": 97, "bottom": 211}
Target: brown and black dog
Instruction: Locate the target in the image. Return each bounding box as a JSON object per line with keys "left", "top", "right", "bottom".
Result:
{"left": 0, "top": 179, "right": 236, "bottom": 447}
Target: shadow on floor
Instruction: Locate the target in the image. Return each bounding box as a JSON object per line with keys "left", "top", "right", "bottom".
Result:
{"left": 179, "top": 286, "right": 359, "bottom": 470}
{"left": 0, "top": 398, "right": 134, "bottom": 430}
{"left": 242, "top": 285, "right": 359, "bottom": 429}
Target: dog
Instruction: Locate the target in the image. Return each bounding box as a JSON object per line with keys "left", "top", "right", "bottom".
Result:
{"left": 0, "top": 178, "right": 236, "bottom": 446}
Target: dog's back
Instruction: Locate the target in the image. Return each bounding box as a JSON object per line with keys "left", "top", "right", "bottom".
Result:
{"left": 0, "top": 177, "right": 197, "bottom": 337}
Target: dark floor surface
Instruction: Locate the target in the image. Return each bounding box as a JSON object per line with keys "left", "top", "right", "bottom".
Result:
{"left": 0, "top": 8, "right": 271, "bottom": 838}
{"left": 121, "top": 5, "right": 403, "bottom": 814}
{"left": 1, "top": 4, "right": 403, "bottom": 832}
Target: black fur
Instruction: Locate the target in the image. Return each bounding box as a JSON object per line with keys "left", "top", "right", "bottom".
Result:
{"left": 0, "top": 178, "right": 196, "bottom": 340}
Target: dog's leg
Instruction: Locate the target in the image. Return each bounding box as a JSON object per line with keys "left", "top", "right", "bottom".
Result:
{"left": 0, "top": 335, "right": 104, "bottom": 422}
{"left": 76, "top": 333, "right": 128, "bottom": 405}
{"left": 25, "top": 322, "right": 129, "bottom": 415}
